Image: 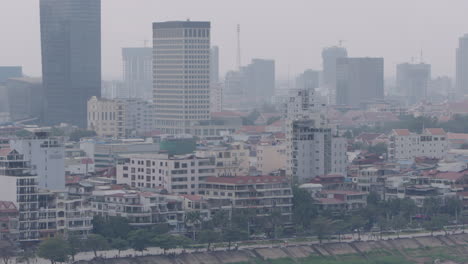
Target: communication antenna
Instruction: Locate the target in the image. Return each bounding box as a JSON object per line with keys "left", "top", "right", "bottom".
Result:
{"left": 237, "top": 24, "right": 242, "bottom": 70}
{"left": 338, "top": 40, "right": 346, "bottom": 47}
{"left": 420, "top": 49, "right": 424, "bottom": 63}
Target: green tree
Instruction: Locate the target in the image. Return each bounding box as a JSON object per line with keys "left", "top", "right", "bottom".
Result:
{"left": 198, "top": 230, "right": 221, "bottom": 251}
{"left": 16, "top": 249, "right": 35, "bottom": 264}
{"left": 110, "top": 238, "right": 129, "bottom": 256}
{"left": 367, "top": 143, "right": 387, "bottom": 156}
{"left": 292, "top": 186, "right": 317, "bottom": 230}
{"left": 211, "top": 210, "right": 230, "bottom": 230}
{"left": 15, "top": 129, "right": 33, "bottom": 138}
{"left": 185, "top": 211, "right": 203, "bottom": 240}
{"left": 152, "top": 234, "right": 179, "bottom": 255}
{"left": 37, "top": 238, "right": 70, "bottom": 264}
{"left": 128, "top": 229, "right": 152, "bottom": 254}
{"left": 67, "top": 234, "right": 83, "bottom": 261}
{"left": 311, "top": 216, "right": 336, "bottom": 244}
{"left": 0, "top": 241, "right": 16, "bottom": 264}
{"left": 222, "top": 228, "right": 248, "bottom": 249}
{"left": 85, "top": 234, "right": 109, "bottom": 257}
{"left": 423, "top": 197, "right": 442, "bottom": 217}
{"left": 423, "top": 215, "right": 449, "bottom": 236}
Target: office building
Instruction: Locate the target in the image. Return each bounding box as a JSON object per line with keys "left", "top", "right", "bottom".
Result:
{"left": 40, "top": 0, "right": 101, "bottom": 127}
{"left": 322, "top": 46, "right": 347, "bottom": 102}
{"left": 336, "top": 57, "right": 384, "bottom": 108}
{"left": 210, "top": 83, "right": 223, "bottom": 113}
{"left": 243, "top": 59, "right": 276, "bottom": 104}
{"left": 396, "top": 63, "right": 431, "bottom": 105}
{"left": 210, "top": 46, "right": 219, "bottom": 83}
{"left": 296, "top": 69, "right": 320, "bottom": 90}
{"left": 122, "top": 47, "right": 153, "bottom": 100}
{"left": 6, "top": 77, "right": 44, "bottom": 122}
{"left": 153, "top": 21, "right": 211, "bottom": 134}
{"left": 10, "top": 132, "right": 65, "bottom": 190}
{"left": 456, "top": 34, "right": 468, "bottom": 95}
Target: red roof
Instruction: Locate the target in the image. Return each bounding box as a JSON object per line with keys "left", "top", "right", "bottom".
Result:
{"left": 425, "top": 128, "right": 446, "bottom": 136}
{"left": 237, "top": 126, "right": 266, "bottom": 134}
{"left": 433, "top": 172, "right": 464, "bottom": 181}
{"left": 205, "top": 176, "right": 288, "bottom": 185}
{"left": 321, "top": 190, "right": 367, "bottom": 196}
{"left": 316, "top": 198, "right": 345, "bottom": 204}
{"left": 393, "top": 129, "right": 411, "bottom": 136}
{"left": 0, "top": 201, "right": 17, "bottom": 213}
{"left": 448, "top": 133, "right": 468, "bottom": 140}
{"left": 0, "top": 148, "right": 13, "bottom": 156}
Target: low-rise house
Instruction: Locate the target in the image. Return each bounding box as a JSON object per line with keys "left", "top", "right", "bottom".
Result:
{"left": 315, "top": 190, "right": 368, "bottom": 211}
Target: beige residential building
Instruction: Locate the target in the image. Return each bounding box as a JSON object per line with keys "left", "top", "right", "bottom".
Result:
{"left": 256, "top": 143, "right": 287, "bottom": 175}
{"left": 87, "top": 97, "right": 153, "bottom": 138}
{"left": 116, "top": 153, "right": 216, "bottom": 195}
{"left": 87, "top": 96, "right": 125, "bottom": 138}
{"left": 195, "top": 142, "right": 250, "bottom": 176}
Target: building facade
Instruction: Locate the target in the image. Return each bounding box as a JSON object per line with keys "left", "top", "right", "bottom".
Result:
{"left": 87, "top": 96, "right": 154, "bottom": 138}
{"left": 456, "top": 34, "right": 468, "bottom": 95}
{"left": 40, "top": 0, "right": 101, "bottom": 127}
{"left": 122, "top": 47, "right": 153, "bottom": 100}
{"left": 256, "top": 143, "right": 287, "bottom": 175}
{"left": 0, "top": 149, "right": 39, "bottom": 242}
{"left": 10, "top": 133, "right": 65, "bottom": 190}
{"left": 336, "top": 57, "right": 384, "bottom": 108}
{"left": 396, "top": 63, "right": 431, "bottom": 105}
{"left": 388, "top": 128, "right": 449, "bottom": 161}
{"left": 287, "top": 119, "right": 347, "bottom": 183}
{"left": 153, "top": 21, "right": 211, "bottom": 134}
{"left": 322, "top": 46, "right": 347, "bottom": 103}
{"left": 116, "top": 153, "right": 216, "bottom": 194}
{"left": 6, "top": 77, "right": 44, "bottom": 122}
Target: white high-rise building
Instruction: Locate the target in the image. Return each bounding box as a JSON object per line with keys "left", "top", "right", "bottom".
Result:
{"left": 153, "top": 21, "right": 211, "bottom": 134}
{"left": 10, "top": 133, "right": 65, "bottom": 190}
{"left": 116, "top": 153, "right": 216, "bottom": 195}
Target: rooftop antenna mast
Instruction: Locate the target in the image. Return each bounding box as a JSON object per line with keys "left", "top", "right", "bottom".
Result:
{"left": 420, "top": 49, "right": 424, "bottom": 63}
{"left": 237, "top": 24, "right": 242, "bottom": 70}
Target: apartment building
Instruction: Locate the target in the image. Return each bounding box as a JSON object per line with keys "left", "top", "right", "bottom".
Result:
{"left": 256, "top": 142, "right": 287, "bottom": 175}
{"left": 0, "top": 148, "right": 39, "bottom": 242}
{"left": 287, "top": 119, "right": 347, "bottom": 183}
{"left": 388, "top": 128, "right": 448, "bottom": 161}
{"left": 195, "top": 142, "right": 250, "bottom": 176}
{"left": 37, "top": 191, "right": 93, "bottom": 239}
{"left": 10, "top": 132, "right": 65, "bottom": 190}
{"left": 91, "top": 189, "right": 199, "bottom": 231}
{"left": 116, "top": 153, "right": 216, "bottom": 195}
{"left": 199, "top": 176, "right": 293, "bottom": 222}
{"left": 0, "top": 201, "right": 19, "bottom": 241}
{"left": 87, "top": 96, "right": 153, "bottom": 138}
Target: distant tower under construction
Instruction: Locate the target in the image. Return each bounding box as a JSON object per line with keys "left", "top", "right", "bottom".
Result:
{"left": 237, "top": 24, "right": 242, "bottom": 70}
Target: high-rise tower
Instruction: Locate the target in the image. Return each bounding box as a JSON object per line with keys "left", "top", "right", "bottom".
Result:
{"left": 456, "top": 34, "right": 468, "bottom": 95}
{"left": 40, "top": 0, "right": 101, "bottom": 127}
{"left": 153, "top": 21, "right": 211, "bottom": 134}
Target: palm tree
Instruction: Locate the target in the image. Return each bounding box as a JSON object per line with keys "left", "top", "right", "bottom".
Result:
{"left": 185, "top": 211, "right": 202, "bottom": 240}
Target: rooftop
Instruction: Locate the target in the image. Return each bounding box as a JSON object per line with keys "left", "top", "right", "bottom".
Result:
{"left": 204, "top": 175, "right": 288, "bottom": 185}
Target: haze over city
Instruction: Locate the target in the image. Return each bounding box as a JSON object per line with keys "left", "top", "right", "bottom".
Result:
{"left": 2, "top": 0, "right": 468, "bottom": 79}
{"left": 3, "top": 1, "right": 468, "bottom": 263}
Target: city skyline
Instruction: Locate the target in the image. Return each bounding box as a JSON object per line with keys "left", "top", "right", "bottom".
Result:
{"left": 1, "top": 0, "right": 468, "bottom": 80}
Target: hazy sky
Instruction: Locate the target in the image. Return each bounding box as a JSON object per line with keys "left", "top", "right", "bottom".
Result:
{"left": 1, "top": 0, "right": 468, "bottom": 80}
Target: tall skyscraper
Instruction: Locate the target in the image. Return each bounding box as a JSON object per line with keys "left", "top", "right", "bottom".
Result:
{"left": 396, "top": 62, "right": 431, "bottom": 105}
{"left": 296, "top": 69, "right": 320, "bottom": 90}
{"left": 153, "top": 21, "right": 211, "bottom": 134}
{"left": 336, "top": 57, "right": 384, "bottom": 108}
{"left": 243, "top": 59, "right": 275, "bottom": 104}
{"left": 456, "top": 34, "right": 468, "bottom": 95}
{"left": 210, "top": 46, "right": 219, "bottom": 84}
{"left": 322, "top": 46, "right": 347, "bottom": 102}
{"left": 40, "top": 0, "right": 101, "bottom": 127}
{"left": 122, "top": 47, "right": 153, "bottom": 100}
